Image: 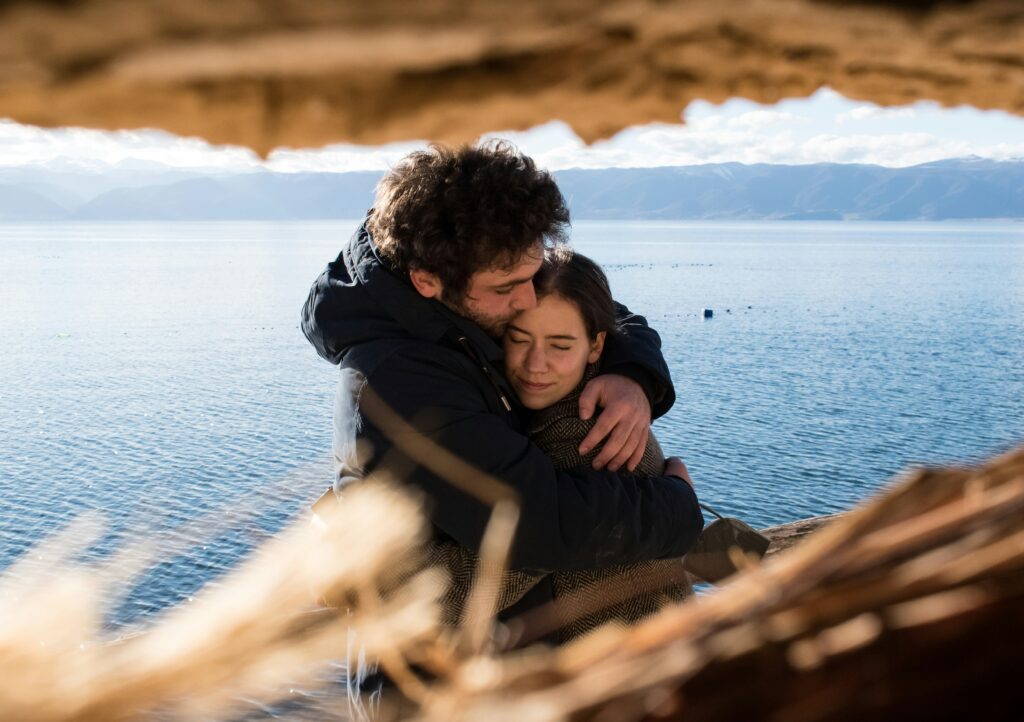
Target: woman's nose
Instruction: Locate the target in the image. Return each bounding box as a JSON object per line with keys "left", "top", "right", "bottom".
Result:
{"left": 525, "top": 344, "right": 547, "bottom": 372}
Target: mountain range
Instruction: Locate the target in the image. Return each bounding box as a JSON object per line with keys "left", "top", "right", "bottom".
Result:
{"left": 1, "top": 157, "right": 1022, "bottom": 222}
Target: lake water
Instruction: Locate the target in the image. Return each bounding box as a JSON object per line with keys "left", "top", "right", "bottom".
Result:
{"left": 1, "top": 220, "right": 1023, "bottom": 624}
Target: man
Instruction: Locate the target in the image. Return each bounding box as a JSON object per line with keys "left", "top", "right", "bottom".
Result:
{"left": 302, "top": 141, "right": 702, "bottom": 618}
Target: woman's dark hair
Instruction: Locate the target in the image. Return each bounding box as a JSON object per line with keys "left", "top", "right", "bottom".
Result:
{"left": 532, "top": 246, "right": 619, "bottom": 340}
{"left": 368, "top": 140, "right": 570, "bottom": 302}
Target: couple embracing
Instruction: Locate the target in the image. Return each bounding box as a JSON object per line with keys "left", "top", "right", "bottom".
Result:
{"left": 301, "top": 141, "right": 705, "bottom": 705}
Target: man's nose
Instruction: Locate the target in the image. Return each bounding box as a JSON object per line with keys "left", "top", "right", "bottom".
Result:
{"left": 511, "top": 281, "right": 536, "bottom": 311}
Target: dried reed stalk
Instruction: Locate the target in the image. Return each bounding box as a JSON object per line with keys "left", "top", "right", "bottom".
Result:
{"left": 419, "top": 445, "right": 1024, "bottom": 722}
{"left": 0, "top": 480, "right": 443, "bottom": 722}
{"left": 6, "top": 381, "right": 1017, "bottom": 722}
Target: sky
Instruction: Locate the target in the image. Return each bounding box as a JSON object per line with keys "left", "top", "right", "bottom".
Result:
{"left": 2, "top": 87, "right": 1024, "bottom": 172}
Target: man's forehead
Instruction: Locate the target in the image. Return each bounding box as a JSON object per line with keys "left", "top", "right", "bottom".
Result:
{"left": 489, "top": 243, "right": 545, "bottom": 277}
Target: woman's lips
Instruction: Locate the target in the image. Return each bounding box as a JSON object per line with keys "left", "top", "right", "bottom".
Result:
{"left": 518, "top": 378, "right": 553, "bottom": 392}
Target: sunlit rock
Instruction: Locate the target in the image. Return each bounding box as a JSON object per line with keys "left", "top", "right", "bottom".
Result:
{"left": 0, "top": 0, "right": 1021, "bottom": 154}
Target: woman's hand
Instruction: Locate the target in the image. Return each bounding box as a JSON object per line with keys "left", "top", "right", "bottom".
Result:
{"left": 664, "top": 456, "right": 694, "bottom": 488}
{"left": 578, "top": 373, "right": 651, "bottom": 472}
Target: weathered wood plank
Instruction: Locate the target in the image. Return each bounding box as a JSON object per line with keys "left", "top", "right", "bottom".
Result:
{"left": 761, "top": 512, "right": 844, "bottom": 557}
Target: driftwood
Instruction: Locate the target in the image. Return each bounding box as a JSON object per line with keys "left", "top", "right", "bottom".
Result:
{"left": 412, "top": 446, "right": 1024, "bottom": 722}
{"left": 762, "top": 513, "right": 844, "bottom": 557}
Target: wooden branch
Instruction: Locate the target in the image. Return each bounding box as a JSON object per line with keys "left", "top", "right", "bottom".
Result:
{"left": 762, "top": 513, "right": 845, "bottom": 557}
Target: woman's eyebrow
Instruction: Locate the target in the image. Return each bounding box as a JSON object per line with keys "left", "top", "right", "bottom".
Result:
{"left": 506, "top": 325, "right": 576, "bottom": 341}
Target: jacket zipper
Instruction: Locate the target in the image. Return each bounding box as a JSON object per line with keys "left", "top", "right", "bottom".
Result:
{"left": 454, "top": 334, "right": 513, "bottom": 413}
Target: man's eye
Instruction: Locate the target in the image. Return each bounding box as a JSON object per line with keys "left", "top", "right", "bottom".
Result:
{"left": 494, "top": 287, "right": 513, "bottom": 296}
{"left": 552, "top": 345, "right": 571, "bottom": 351}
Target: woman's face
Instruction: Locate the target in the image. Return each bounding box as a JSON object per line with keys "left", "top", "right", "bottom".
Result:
{"left": 503, "top": 293, "right": 605, "bottom": 410}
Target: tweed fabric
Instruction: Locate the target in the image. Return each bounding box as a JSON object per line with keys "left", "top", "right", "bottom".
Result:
{"left": 431, "top": 365, "right": 692, "bottom": 641}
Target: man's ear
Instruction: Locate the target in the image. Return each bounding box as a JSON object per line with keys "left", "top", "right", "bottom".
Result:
{"left": 409, "top": 268, "right": 443, "bottom": 299}
{"left": 588, "top": 331, "right": 606, "bottom": 364}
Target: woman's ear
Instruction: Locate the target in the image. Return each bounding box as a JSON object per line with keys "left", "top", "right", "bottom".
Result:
{"left": 409, "top": 267, "right": 443, "bottom": 299}
{"left": 588, "top": 331, "right": 606, "bottom": 364}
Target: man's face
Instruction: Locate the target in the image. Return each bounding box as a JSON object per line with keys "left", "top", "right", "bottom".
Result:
{"left": 450, "top": 244, "right": 544, "bottom": 336}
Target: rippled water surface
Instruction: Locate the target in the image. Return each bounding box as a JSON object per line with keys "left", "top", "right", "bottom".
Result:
{"left": 2, "top": 220, "right": 1022, "bottom": 621}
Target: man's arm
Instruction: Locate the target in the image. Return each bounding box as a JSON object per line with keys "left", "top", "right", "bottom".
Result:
{"left": 346, "top": 350, "right": 703, "bottom": 574}
{"left": 601, "top": 302, "right": 675, "bottom": 419}
{"left": 576, "top": 302, "right": 676, "bottom": 471}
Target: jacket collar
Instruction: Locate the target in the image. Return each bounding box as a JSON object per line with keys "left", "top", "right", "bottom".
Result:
{"left": 347, "top": 221, "right": 504, "bottom": 363}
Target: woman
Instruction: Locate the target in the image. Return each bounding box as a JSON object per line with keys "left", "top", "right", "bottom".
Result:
{"left": 505, "top": 245, "right": 667, "bottom": 473}
{"left": 505, "top": 245, "right": 693, "bottom": 640}
{"left": 431, "top": 245, "right": 693, "bottom": 642}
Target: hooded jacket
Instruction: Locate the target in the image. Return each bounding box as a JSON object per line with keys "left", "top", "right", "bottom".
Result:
{"left": 301, "top": 222, "right": 703, "bottom": 586}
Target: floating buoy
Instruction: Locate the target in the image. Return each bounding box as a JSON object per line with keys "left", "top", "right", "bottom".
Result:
{"left": 702, "top": 308, "right": 714, "bottom": 319}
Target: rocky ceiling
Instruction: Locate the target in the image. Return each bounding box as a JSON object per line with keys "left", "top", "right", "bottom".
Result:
{"left": 1, "top": 0, "right": 1021, "bottom": 155}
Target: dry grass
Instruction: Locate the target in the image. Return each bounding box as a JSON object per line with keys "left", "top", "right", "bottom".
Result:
{"left": 0, "top": 480, "right": 443, "bottom": 722}
{"left": 420, "top": 445, "right": 1024, "bottom": 722}
{"left": 3, "top": 438, "right": 1022, "bottom": 722}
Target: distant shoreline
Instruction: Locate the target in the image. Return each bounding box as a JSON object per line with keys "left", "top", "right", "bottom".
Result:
{"left": 3, "top": 218, "right": 1022, "bottom": 225}
{"left": 2, "top": 158, "right": 1022, "bottom": 222}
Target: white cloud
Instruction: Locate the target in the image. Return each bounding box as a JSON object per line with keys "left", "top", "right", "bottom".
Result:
{"left": 0, "top": 120, "right": 261, "bottom": 169}
{"left": 800, "top": 132, "right": 965, "bottom": 165}
{"left": 511, "top": 123, "right": 804, "bottom": 169}
{"left": 687, "top": 114, "right": 724, "bottom": 131}
{"left": 836, "top": 105, "right": 917, "bottom": 124}
{"left": 514, "top": 123, "right": 1024, "bottom": 170}
{"left": 266, "top": 141, "right": 426, "bottom": 173}
{"left": 1, "top": 87, "right": 1022, "bottom": 170}
{"left": 726, "top": 110, "right": 801, "bottom": 130}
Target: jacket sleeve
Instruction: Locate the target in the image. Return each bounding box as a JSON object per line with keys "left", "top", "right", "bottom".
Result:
{"left": 351, "top": 350, "right": 703, "bottom": 575}
{"left": 601, "top": 301, "right": 676, "bottom": 419}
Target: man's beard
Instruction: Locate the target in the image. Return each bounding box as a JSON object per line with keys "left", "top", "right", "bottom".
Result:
{"left": 444, "top": 297, "right": 514, "bottom": 338}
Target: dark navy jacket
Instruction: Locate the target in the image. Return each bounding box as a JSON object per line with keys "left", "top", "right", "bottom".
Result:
{"left": 301, "top": 223, "right": 703, "bottom": 590}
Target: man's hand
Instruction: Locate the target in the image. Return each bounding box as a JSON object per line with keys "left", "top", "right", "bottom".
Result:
{"left": 578, "top": 373, "right": 652, "bottom": 472}
{"left": 664, "top": 456, "right": 694, "bottom": 489}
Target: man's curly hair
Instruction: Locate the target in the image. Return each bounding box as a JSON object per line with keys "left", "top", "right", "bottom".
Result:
{"left": 367, "top": 140, "right": 571, "bottom": 302}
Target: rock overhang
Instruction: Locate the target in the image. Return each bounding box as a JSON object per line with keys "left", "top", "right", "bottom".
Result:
{"left": 0, "top": 0, "right": 1021, "bottom": 155}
